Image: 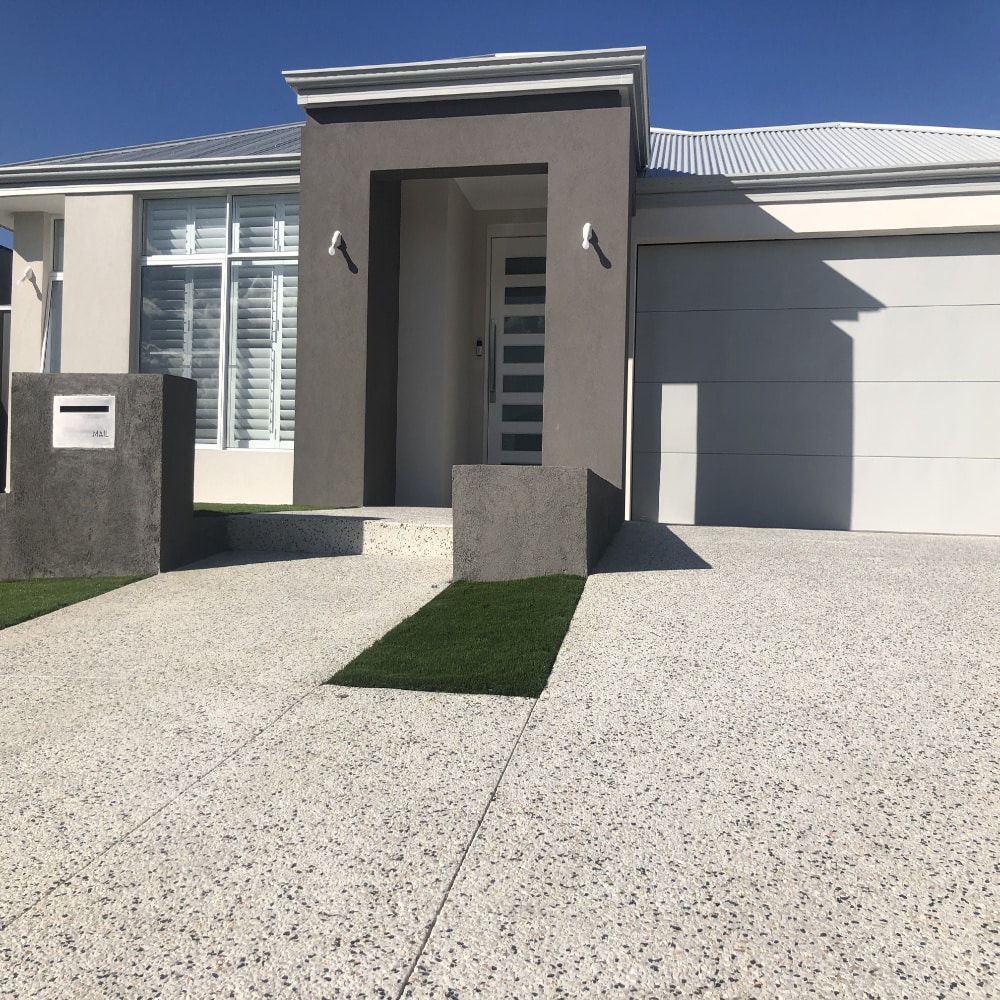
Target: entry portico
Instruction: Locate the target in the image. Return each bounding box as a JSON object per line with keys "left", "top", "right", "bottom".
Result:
{"left": 284, "top": 50, "right": 649, "bottom": 507}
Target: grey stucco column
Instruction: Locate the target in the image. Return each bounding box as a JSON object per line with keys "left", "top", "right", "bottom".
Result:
{"left": 294, "top": 98, "right": 635, "bottom": 507}
{"left": 452, "top": 464, "right": 624, "bottom": 581}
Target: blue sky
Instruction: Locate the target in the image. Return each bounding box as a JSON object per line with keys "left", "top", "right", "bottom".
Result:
{"left": 0, "top": 0, "right": 999, "bottom": 168}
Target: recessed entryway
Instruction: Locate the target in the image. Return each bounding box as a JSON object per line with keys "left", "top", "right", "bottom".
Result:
{"left": 394, "top": 175, "right": 547, "bottom": 507}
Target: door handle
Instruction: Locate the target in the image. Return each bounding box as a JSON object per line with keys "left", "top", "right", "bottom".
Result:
{"left": 488, "top": 321, "right": 497, "bottom": 403}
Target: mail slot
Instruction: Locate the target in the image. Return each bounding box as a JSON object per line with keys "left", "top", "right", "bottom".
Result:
{"left": 52, "top": 395, "right": 116, "bottom": 449}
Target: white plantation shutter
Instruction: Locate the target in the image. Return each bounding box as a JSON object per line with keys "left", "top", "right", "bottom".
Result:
{"left": 229, "top": 264, "right": 273, "bottom": 444}
{"left": 233, "top": 193, "right": 299, "bottom": 253}
{"left": 144, "top": 198, "right": 226, "bottom": 256}
{"left": 192, "top": 200, "right": 228, "bottom": 254}
{"left": 139, "top": 265, "right": 222, "bottom": 443}
{"left": 279, "top": 268, "right": 298, "bottom": 443}
{"left": 228, "top": 262, "right": 297, "bottom": 447}
{"left": 283, "top": 198, "right": 300, "bottom": 252}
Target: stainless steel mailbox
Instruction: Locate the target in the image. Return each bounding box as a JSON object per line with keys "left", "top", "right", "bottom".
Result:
{"left": 52, "top": 395, "right": 116, "bottom": 449}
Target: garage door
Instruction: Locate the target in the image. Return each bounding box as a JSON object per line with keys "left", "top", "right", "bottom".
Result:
{"left": 631, "top": 233, "right": 1000, "bottom": 535}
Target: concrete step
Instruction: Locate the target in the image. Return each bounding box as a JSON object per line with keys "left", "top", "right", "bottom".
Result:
{"left": 223, "top": 507, "right": 453, "bottom": 561}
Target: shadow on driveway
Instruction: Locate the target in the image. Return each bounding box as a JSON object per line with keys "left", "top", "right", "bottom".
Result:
{"left": 596, "top": 521, "right": 713, "bottom": 573}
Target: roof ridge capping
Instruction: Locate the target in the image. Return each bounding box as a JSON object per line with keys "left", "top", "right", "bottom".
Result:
{"left": 283, "top": 47, "right": 650, "bottom": 169}
{"left": 651, "top": 121, "right": 1000, "bottom": 139}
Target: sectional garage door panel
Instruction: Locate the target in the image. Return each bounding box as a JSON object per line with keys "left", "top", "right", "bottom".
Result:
{"left": 632, "top": 234, "right": 1000, "bottom": 535}
{"left": 634, "top": 380, "right": 1000, "bottom": 460}
{"left": 636, "top": 305, "right": 1000, "bottom": 384}
{"left": 637, "top": 234, "right": 1000, "bottom": 311}
{"left": 853, "top": 457, "right": 1000, "bottom": 535}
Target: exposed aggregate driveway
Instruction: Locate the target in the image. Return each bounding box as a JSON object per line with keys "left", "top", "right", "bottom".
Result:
{"left": 404, "top": 525, "right": 1000, "bottom": 999}
{"left": 1, "top": 525, "right": 999, "bottom": 999}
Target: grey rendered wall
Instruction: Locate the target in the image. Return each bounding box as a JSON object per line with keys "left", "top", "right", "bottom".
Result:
{"left": 452, "top": 464, "right": 623, "bottom": 581}
{"left": 362, "top": 177, "right": 402, "bottom": 506}
{"left": 395, "top": 178, "right": 478, "bottom": 506}
{"left": 295, "top": 99, "right": 634, "bottom": 506}
{"left": 0, "top": 373, "right": 196, "bottom": 577}
{"left": 446, "top": 182, "right": 479, "bottom": 490}
{"left": 632, "top": 233, "right": 1000, "bottom": 535}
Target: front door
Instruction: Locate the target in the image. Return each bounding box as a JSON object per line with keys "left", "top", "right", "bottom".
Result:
{"left": 486, "top": 235, "right": 546, "bottom": 465}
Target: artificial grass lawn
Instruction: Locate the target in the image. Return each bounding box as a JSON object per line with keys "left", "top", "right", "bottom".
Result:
{"left": 0, "top": 576, "right": 145, "bottom": 630}
{"left": 328, "top": 574, "right": 586, "bottom": 698}
{"left": 193, "top": 503, "right": 334, "bottom": 517}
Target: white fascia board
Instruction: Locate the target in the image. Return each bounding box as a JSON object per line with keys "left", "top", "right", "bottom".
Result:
{"left": 0, "top": 155, "right": 301, "bottom": 189}
{"left": 0, "top": 174, "right": 300, "bottom": 201}
{"left": 294, "top": 71, "right": 635, "bottom": 107}
{"left": 636, "top": 176, "right": 1000, "bottom": 210}
{"left": 637, "top": 160, "right": 1000, "bottom": 196}
{"left": 283, "top": 48, "right": 646, "bottom": 93}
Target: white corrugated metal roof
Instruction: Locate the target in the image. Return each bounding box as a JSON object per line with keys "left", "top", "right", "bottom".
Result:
{"left": 648, "top": 122, "right": 1000, "bottom": 177}
{"left": 5, "top": 120, "right": 1000, "bottom": 180}
{"left": 3, "top": 123, "right": 303, "bottom": 169}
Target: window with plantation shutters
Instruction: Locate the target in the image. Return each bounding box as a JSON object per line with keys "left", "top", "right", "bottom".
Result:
{"left": 138, "top": 192, "right": 298, "bottom": 450}
{"left": 140, "top": 266, "right": 221, "bottom": 443}
{"left": 228, "top": 262, "right": 297, "bottom": 447}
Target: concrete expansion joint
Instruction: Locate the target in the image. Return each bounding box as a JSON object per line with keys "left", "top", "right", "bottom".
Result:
{"left": 395, "top": 693, "right": 541, "bottom": 999}
{"left": 0, "top": 686, "right": 317, "bottom": 936}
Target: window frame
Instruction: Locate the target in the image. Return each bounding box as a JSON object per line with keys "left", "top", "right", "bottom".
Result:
{"left": 41, "top": 217, "right": 64, "bottom": 373}
{"left": 137, "top": 189, "right": 298, "bottom": 450}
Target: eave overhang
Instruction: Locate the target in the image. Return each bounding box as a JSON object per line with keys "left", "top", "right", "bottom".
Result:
{"left": 638, "top": 159, "right": 1000, "bottom": 197}
{"left": 0, "top": 154, "right": 301, "bottom": 192}
{"left": 283, "top": 48, "right": 650, "bottom": 170}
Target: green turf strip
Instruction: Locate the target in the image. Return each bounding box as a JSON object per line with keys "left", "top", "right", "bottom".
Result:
{"left": 0, "top": 576, "right": 145, "bottom": 630}
{"left": 193, "top": 503, "right": 334, "bottom": 516}
{"left": 328, "top": 575, "right": 586, "bottom": 698}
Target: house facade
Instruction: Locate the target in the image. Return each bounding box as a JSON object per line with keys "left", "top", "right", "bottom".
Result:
{"left": 2, "top": 47, "right": 999, "bottom": 535}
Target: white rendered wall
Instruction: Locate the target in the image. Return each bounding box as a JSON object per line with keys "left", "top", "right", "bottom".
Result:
{"left": 61, "top": 194, "right": 136, "bottom": 373}
{"left": 631, "top": 233, "right": 1000, "bottom": 536}
{"left": 194, "top": 449, "right": 294, "bottom": 504}
{"left": 6, "top": 213, "right": 51, "bottom": 488}
{"left": 634, "top": 183, "right": 1000, "bottom": 244}
{"left": 9, "top": 212, "right": 49, "bottom": 377}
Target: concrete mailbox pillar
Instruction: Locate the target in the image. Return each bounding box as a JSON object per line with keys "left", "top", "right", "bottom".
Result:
{"left": 0, "top": 373, "right": 197, "bottom": 578}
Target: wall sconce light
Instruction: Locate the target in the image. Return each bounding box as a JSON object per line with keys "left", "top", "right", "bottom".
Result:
{"left": 17, "top": 267, "right": 35, "bottom": 285}
{"left": 581, "top": 223, "right": 594, "bottom": 250}
{"left": 328, "top": 231, "right": 344, "bottom": 256}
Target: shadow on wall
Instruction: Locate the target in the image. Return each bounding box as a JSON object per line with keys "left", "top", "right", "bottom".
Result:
{"left": 1, "top": 311, "right": 8, "bottom": 492}
{"left": 1, "top": 245, "right": 10, "bottom": 491}
{"left": 595, "top": 521, "right": 711, "bottom": 573}
{"left": 632, "top": 192, "right": 885, "bottom": 530}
